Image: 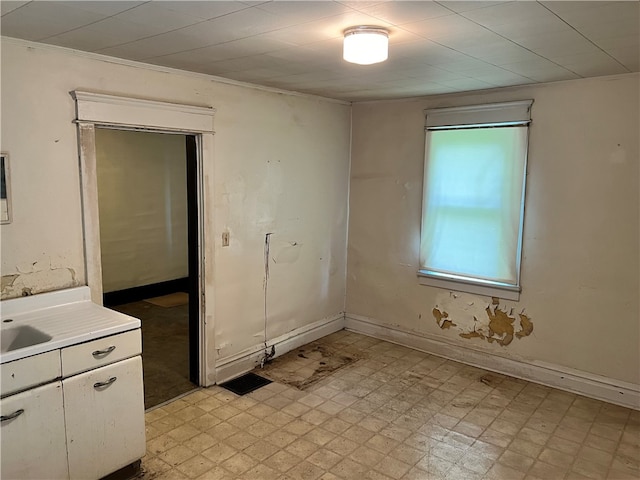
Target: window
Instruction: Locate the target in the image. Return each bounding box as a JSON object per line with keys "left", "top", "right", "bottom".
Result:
{"left": 419, "top": 100, "right": 532, "bottom": 301}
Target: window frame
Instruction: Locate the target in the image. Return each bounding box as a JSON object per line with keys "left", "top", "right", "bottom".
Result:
{"left": 418, "top": 100, "right": 533, "bottom": 301}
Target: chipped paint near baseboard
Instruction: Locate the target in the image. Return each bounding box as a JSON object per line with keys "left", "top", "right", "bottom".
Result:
{"left": 433, "top": 291, "right": 533, "bottom": 346}
{"left": 345, "top": 313, "right": 640, "bottom": 410}
{"left": 214, "top": 313, "right": 345, "bottom": 385}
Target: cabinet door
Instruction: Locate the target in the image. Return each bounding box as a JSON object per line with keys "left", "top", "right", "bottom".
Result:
{"left": 0, "top": 381, "right": 69, "bottom": 480}
{"left": 64, "top": 356, "right": 145, "bottom": 480}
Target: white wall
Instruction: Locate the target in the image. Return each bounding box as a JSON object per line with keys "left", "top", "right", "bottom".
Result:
{"left": 0, "top": 39, "right": 351, "bottom": 383}
{"left": 347, "top": 74, "right": 640, "bottom": 388}
{"left": 3, "top": 37, "right": 637, "bottom": 396}
{"left": 95, "top": 129, "right": 188, "bottom": 293}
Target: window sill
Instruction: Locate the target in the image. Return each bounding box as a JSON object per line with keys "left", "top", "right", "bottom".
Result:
{"left": 417, "top": 270, "right": 520, "bottom": 301}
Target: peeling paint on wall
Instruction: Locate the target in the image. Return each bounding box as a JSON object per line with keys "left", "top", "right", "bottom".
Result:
{"left": 1, "top": 260, "right": 79, "bottom": 299}
{"left": 516, "top": 313, "right": 534, "bottom": 338}
{"left": 432, "top": 292, "right": 533, "bottom": 347}
{"left": 1, "top": 274, "right": 19, "bottom": 291}
{"left": 432, "top": 307, "right": 456, "bottom": 329}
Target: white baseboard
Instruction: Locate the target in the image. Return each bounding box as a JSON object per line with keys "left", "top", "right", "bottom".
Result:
{"left": 345, "top": 313, "right": 640, "bottom": 411}
{"left": 215, "top": 313, "right": 345, "bottom": 384}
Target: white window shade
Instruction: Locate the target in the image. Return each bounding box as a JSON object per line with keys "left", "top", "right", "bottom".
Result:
{"left": 426, "top": 100, "right": 532, "bottom": 129}
{"left": 419, "top": 100, "right": 532, "bottom": 300}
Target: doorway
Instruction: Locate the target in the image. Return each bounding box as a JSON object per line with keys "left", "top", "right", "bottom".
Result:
{"left": 94, "top": 128, "right": 200, "bottom": 408}
{"left": 72, "top": 90, "right": 215, "bottom": 394}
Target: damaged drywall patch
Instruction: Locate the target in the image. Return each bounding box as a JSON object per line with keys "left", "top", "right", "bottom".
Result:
{"left": 432, "top": 292, "right": 533, "bottom": 347}
{"left": 273, "top": 241, "right": 302, "bottom": 264}
{"left": 1, "top": 260, "right": 80, "bottom": 300}
{"left": 1, "top": 274, "right": 19, "bottom": 291}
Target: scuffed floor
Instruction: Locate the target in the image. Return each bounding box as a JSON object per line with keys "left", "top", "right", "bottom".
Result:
{"left": 258, "top": 340, "right": 362, "bottom": 390}
{"left": 140, "top": 330, "right": 639, "bottom": 479}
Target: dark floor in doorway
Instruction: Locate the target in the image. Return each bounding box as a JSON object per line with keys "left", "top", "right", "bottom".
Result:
{"left": 110, "top": 301, "right": 196, "bottom": 409}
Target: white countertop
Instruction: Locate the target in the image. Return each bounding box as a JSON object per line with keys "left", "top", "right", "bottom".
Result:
{"left": 0, "top": 287, "right": 140, "bottom": 364}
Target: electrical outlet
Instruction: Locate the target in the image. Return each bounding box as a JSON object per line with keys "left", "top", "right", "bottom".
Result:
{"left": 222, "top": 232, "right": 230, "bottom": 247}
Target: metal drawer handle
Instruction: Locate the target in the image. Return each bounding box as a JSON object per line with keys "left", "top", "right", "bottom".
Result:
{"left": 94, "top": 377, "right": 117, "bottom": 389}
{"left": 92, "top": 345, "right": 116, "bottom": 357}
{"left": 1, "top": 409, "right": 25, "bottom": 422}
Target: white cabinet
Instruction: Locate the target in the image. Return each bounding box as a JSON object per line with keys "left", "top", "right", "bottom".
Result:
{"left": 0, "top": 381, "right": 69, "bottom": 480}
{"left": 0, "top": 330, "right": 144, "bottom": 480}
{"left": 64, "top": 356, "right": 146, "bottom": 480}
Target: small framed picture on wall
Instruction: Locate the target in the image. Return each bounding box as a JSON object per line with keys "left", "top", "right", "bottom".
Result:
{"left": 1, "top": 152, "right": 11, "bottom": 224}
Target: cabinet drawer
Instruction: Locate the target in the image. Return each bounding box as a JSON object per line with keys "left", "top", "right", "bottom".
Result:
{"left": 1, "top": 350, "right": 61, "bottom": 397}
{"left": 61, "top": 329, "right": 141, "bottom": 377}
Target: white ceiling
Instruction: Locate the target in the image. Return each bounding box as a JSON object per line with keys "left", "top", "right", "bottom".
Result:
{"left": 2, "top": 1, "right": 638, "bottom": 101}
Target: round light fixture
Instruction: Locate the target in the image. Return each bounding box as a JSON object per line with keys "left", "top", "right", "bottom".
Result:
{"left": 343, "top": 26, "right": 389, "bottom": 65}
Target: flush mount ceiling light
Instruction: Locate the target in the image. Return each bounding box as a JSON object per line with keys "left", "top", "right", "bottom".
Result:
{"left": 343, "top": 26, "right": 389, "bottom": 65}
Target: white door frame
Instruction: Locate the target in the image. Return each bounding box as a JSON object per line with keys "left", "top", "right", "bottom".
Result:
{"left": 71, "top": 91, "right": 216, "bottom": 386}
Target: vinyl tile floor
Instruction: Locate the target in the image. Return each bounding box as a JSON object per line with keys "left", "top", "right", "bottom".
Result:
{"left": 140, "top": 330, "right": 639, "bottom": 480}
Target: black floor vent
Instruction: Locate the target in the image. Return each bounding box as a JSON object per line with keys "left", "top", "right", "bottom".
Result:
{"left": 220, "top": 372, "right": 272, "bottom": 396}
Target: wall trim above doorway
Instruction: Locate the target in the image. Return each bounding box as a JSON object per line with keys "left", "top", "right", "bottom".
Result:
{"left": 72, "top": 91, "right": 215, "bottom": 133}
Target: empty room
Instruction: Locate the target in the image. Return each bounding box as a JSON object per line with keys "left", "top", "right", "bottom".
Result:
{"left": 0, "top": 1, "right": 638, "bottom": 479}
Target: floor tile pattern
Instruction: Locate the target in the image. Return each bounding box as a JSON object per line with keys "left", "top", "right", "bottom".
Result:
{"left": 140, "top": 331, "right": 640, "bottom": 479}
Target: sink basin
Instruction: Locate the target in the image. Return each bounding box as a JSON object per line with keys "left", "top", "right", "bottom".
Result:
{"left": 1, "top": 325, "right": 52, "bottom": 353}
